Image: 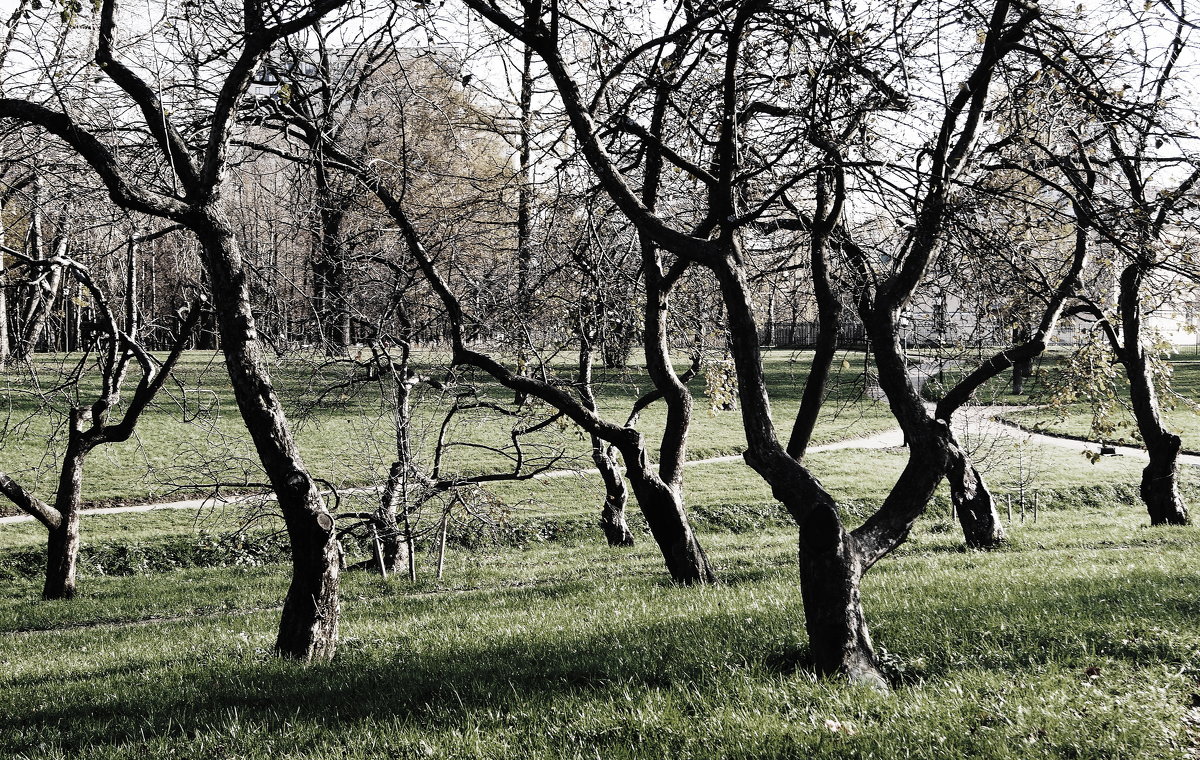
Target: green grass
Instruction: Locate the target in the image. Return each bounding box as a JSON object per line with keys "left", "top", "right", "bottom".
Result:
{"left": 992, "top": 355, "right": 1200, "bottom": 450}
{"left": 0, "top": 440, "right": 1160, "bottom": 555}
{"left": 0, "top": 348, "right": 895, "bottom": 511}
{"left": 0, "top": 503, "right": 1196, "bottom": 759}
{"left": 3, "top": 347, "right": 1196, "bottom": 757}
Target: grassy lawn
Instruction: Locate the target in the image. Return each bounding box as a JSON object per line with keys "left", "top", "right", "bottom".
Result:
{"left": 993, "top": 354, "right": 1200, "bottom": 451}
{"left": 0, "top": 348, "right": 896, "bottom": 511}
{"left": 3, "top": 348, "right": 1197, "bottom": 758}
{"left": 0, "top": 440, "right": 1158, "bottom": 560}
{"left": 0, "top": 501, "right": 1196, "bottom": 759}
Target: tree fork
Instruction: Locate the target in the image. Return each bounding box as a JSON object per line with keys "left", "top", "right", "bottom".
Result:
{"left": 797, "top": 523, "right": 885, "bottom": 690}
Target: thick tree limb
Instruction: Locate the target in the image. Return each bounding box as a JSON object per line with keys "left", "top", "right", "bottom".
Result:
{"left": 0, "top": 472, "right": 60, "bottom": 530}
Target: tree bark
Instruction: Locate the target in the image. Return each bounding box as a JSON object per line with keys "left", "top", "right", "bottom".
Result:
{"left": 1010, "top": 327, "right": 1032, "bottom": 395}
{"left": 576, "top": 303, "right": 636, "bottom": 549}
{"left": 0, "top": 205, "right": 8, "bottom": 369}
{"left": 946, "top": 442, "right": 1007, "bottom": 548}
{"left": 593, "top": 441, "right": 634, "bottom": 546}
{"left": 43, "top": 505, "right": 81, "bottom": 600}
{"left": 1128, "top": 356, "right": 1188, "bottom": 524}
{"left": 374, "top": 461, "right": 412, "bottom": 574}
{"left": 624, "top": 459, "right": 713, "bottom": 583}
{"left": 1121, "top": 264, "right": 1189, "bottom": 526}
{"left": 714, "top": 259, "right": 887, "bottom": 683}
{"left": 797, "top": 524, "right": 883, "bottom": 687}
{"left": 313, "top": 188, "right": 351, "bottom": 353}
{"left": 125, "top": 235, "right": 139, "bottom": 340}
{"left": 43, "top": 416, "right": 88, "bottom": 600}
{"left": 197, "top": 212, "right": 341, "bottom": 661}
{"left": 1141, "top": 432, "right": 1187, "bottom": 525}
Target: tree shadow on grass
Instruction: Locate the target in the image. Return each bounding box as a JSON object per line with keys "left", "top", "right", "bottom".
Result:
{"left": 3, "top": 606, "right": 780, "bottom": 755}
{"left": 2, "top": 566, "right": 1196, "bottom": 755}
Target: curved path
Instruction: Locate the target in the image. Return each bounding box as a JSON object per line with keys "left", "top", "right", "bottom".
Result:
{"left": 956, "top": 404, "right": 1200, "bottom": 467}
{"left": 0, "top": 425, "right": 908, "bottom": 526}
{"left": 2, "top": 403, "right": 1193, "bottom": 527}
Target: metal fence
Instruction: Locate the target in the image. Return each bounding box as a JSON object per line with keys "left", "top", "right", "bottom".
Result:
{"left": 759, "top": 320, "right": 867, "bottom": 348}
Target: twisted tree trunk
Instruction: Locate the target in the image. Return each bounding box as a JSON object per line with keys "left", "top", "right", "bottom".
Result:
{"left": 946, "top": 442, "right": 1007, "bottom": 548}
{"left": 1121, "top": 264, "right": 1189, "bottom": 526}
{"left": 594, "top": 441, "right": 634, "bottom": 547}
{"left": 1128, "top": 358, "right": 1188, "bottom": 525}
{"left": 797, "top": 525, "right": 879, "bottom": 685}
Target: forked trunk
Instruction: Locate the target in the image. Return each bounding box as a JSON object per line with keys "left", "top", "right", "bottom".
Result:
{"left": 625, "top": 468, "right": 713, "bottom": 583}
{"left": 593, "top": 440, "right": 633, "bottom": 547}
{"left": 947, "top": 443, "right": 1006, "bottom": 548}
{"left": 797, "top": 529, "right": 883, "bottom": 688}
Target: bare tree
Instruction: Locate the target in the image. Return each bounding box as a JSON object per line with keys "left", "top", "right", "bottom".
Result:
{"left": 455, "top": 0, "right": 1044, "bottom": 684}
{"left": 0, "top": 0, "right": 357, "bottom": 660}
{"left": 249, "top": 26, "right": 716, "bottom": 582}
{"left": 0, "top": 239, "right": 200, "bottom": 598}
{"left": 1005, "top": 1, "right": 1199, "bottom": 525}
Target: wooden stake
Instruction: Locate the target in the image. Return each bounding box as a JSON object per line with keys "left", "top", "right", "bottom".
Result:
{"left": 400, "top": 512, "right": 417, "bottom": 582}
{"left": 370, "top": 525, "right": 388, "bottom": 580}
{"left": 407, "top": 530, "right": 417, "bottom": 582}
{"left": 436, "top": 510, "right": 450, "bottom": 581}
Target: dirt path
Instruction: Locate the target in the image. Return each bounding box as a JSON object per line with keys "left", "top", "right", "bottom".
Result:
{"left": 962, "top": 405, "right": 1200, "bottom": 467}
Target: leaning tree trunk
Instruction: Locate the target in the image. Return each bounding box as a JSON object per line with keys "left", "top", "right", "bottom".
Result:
{"left": 624, "top": 462, "right": 713, "bottom": 583}
{"left": 43, "top": 420, "right": 88, "bottom": 600}
{"left": 946, "top": 442, "right": 1007, "bottom": 548}
{"left": 1140, "top": 430, "right": 1187, "bottom": 525}
{"left": 1125, "top": 343, "right": 1188, "bottom": 525}
{"left": 592, "top": 439, "right": 634, "bottom": 546}
{"left": 1123, "top": 291, "right": 1189, "bottom": 525}
{"left": 15, "top": 263, "right": 62, "bottom": 360}
{"left": 199, "top": 213, "right": 341, "bottom": 661}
